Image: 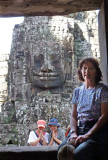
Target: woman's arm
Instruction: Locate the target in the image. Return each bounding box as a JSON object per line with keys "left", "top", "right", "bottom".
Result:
{"left": 87, "top": 102, "right": 108, "bottom": 136}
{"left": 75, "top": 102, "right": 108, "bottom": 144}
{"left": 70, "top": 104, "right": 78, "bottom": 132}
{"left": 68, "top": 104, "right": 78, "bottom": 143}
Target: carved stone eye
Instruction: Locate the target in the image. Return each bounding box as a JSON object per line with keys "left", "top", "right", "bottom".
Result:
{"left": 52, "top": 60, "right": 62, "bottom": 70}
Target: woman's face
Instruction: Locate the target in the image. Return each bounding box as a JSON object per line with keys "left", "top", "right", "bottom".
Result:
{"left": 49, "top": 125, "right": 58, "bottom": 132}
{"left": 81, "top": 61, "right": 96, "bottom": 82}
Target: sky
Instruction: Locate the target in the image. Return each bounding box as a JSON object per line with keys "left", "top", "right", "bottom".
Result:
{"left": 0, "top": 17, "right": 24, "bottom": 54}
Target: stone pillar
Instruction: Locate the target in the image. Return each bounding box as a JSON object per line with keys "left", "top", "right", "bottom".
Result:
{"left": 98, "top": 0, "right": 108, "bottom": 84}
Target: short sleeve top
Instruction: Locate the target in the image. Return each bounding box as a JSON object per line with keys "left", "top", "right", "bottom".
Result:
{"left": 71, "top": 83, "right": 108, "bottom": 121}
{"left": 28, "top": 130, "right": 49, "bottom": 146}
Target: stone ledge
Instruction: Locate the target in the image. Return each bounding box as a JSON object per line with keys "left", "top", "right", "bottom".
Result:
{"left": 0, "top": 146, "right": 58, "bottom": 160}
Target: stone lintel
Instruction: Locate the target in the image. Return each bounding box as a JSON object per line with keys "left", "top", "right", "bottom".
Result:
{"left": 0, "top": 0, "right": 103, "bottom": 17}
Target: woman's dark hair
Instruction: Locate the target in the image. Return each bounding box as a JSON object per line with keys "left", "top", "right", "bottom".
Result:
{"left": 78, "top": 57, "right": 102, "bottom": 84}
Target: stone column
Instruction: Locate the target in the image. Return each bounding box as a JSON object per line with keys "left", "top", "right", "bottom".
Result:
{"left": 98, "top": 0, "right": 108, "bottom": 84}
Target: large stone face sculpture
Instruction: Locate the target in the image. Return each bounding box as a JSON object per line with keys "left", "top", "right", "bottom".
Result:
{"left": 8, "top": 16, "right": 74, "bottom": 100}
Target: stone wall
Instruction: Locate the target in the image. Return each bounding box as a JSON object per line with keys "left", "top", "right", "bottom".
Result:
{"left": 0, "top": 11, "right": 100, "bottom": 146}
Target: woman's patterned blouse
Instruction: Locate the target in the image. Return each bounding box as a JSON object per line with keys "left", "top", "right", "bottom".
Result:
{"left": 71, "top": 83, "right": 108, "bottom": 121}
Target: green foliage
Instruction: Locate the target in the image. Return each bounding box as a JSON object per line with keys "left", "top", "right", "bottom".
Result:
{"left": 11, "top": 127, "right": 18, "bottom": 133}
{"left": 3, "top": 117, "right": 10, "bottom": 123}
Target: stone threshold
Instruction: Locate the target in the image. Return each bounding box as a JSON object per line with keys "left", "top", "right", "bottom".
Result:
{"left": 0, "top": 146, "right": 58, "bottom": 160}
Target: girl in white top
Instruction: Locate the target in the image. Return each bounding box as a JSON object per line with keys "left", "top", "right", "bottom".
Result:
{"left": 28, "top": 120, "right": 49, "bottom": 146}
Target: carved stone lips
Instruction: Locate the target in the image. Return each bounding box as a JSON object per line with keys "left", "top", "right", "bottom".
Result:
{"left": 38, "top": 72, "right": 58, "bottom": 77}
{"left": 36, "top": 72, "right": 59, "bottom": 80}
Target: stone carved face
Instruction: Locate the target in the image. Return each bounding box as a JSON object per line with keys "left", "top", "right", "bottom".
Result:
{"left": 32, "top": 51, "right": 66, "bottom": 89}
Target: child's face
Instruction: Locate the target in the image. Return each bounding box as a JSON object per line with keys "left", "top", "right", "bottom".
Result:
{"left": 38, "top": 126, "right": 44, "bottom": 131}
{"left": 49, "top": 125, "right": 58, "bottom": 132}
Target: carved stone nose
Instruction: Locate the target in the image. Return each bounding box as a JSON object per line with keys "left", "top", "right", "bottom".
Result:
{"left": 41, "top": 64, "right": 54, "bottom": 72}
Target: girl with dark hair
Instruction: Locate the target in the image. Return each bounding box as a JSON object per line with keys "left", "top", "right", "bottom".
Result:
{"left": 48, "top": 118, "right": 65, "bottom": 146}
